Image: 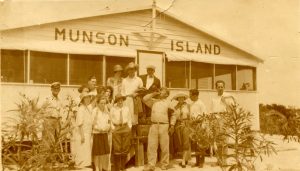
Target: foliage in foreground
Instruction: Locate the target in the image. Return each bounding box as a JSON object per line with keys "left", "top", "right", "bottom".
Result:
{"left": 1, "top": 94, "right": 77, "bottom": 170}
{"left": 188, "top": 101, "right": 277, "bottom": 171}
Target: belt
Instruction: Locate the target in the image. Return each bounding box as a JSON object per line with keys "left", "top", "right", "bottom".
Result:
{"left": 151, "top": 122, "right": 169, "bottom": 124}
{"left": 46, "top": 116, "right": 60, "bottom": 120}
{"left": 114, "top": 123, "right": 128, "bottom": 127}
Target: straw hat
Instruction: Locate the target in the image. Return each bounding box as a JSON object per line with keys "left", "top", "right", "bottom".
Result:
{"left": 80, "top": 92, "right": 91, "bottom": 103}
{"left": 113, "top": 65, "right": 123, "bottom": 72}
{"left": 125, "top": 62, "right": 138, "bottom": 71}
{"left": 172, "top": 93, "right": 189, "bottom": 101}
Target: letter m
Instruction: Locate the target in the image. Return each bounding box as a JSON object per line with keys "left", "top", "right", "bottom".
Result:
{"left": 55, "top": 28, "right": 66, "bottom": 40}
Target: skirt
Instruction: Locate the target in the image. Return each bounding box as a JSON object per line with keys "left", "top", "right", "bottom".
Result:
{"left": 92, "top": 133, "right": 110, "bottom": 156}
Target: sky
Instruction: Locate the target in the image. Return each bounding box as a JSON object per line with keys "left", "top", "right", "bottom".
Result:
{"left": 1, "top": 0, "right": 299, "bottom": 107}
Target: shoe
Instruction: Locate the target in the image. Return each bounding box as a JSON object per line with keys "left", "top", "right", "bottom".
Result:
{"left": 160, "top": 166, "right": 168, "bottom": 170}
{"left": 143, "top": 167, "right": 155, "bottom": 171}
{"left": 179, "top": 163, "right": 186, "bottom": 168}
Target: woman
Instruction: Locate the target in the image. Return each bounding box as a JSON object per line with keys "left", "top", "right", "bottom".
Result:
{"left": 73, "top": 92, "right": 93, "bottom": 168}
{"left": 71, "top": 85, "right": 90, "bottom": 161}
{"left": 104, "top": 86, "right": 114, "bottom": 111}
{"left": 172, "top": 93, "right": 191, "bottom": 168}
{"left": 110, "top": 94, "right": 132, "bottom": 171}
{"left": 92, "top": 97, "right": 113, "bottom": 171}
{"left": 107, "top": 65, "right": 123, "bottom": 99}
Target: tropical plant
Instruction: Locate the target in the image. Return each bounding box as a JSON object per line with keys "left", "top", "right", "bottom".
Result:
{"left": 188, "top": 100, "right": 277, "bottom": 171}
{"left": 1, "top": 93, "right": 77, "bottom": 170}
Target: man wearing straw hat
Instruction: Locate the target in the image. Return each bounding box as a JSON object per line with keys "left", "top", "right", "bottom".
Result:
{"left": 121, "top": 62, "right": 143, "bottom": 136}
{"left": 143, "top": 87, "right": 176, "bottom": 171}
{"left": 107, "top": 64, "right": 124, "bottom": 99}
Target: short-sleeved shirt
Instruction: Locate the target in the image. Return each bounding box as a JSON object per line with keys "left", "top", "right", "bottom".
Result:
{"left": 151, "top": 99, "right": 176, "bottom": 125}
{"left": 121, "top": 76, "right": 143, "bottom": 96}
{"left": 210, "top": 92, "right": 235, "bottom": 113}
{"left": 186, "top": 98, "right": 207, "bottom": 118}
{"left": 45, "top": 95, "right": 63, "bottom": 118}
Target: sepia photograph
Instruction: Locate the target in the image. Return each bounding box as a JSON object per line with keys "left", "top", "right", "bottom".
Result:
{"left": 0, "top": 0, "right": 299, "bottom": 170}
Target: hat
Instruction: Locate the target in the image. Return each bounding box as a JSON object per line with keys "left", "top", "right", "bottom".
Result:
{"left": 172, "top": 93, "right": 188, "bottom": 101}
{"left": 146, "top": 65, "right": 156, "bottom": 70}
{"left": 114, "top": 94, "right": 126, "bottom": 103}
{"left": 135, "top": 87, "right": 147, "bottom": 94}
{"left": 113, "top": 65, "right": 123, "bottom": 72}
{"left": 125, "top": 62, "right": 138, "bottom": 71}
{"left": 80, "top": 92, "right": 91, "bottom": 103}
{"left": 51, "top": 82, "right": 61, "bottom": 89}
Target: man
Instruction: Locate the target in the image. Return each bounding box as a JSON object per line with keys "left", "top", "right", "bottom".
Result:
{"left": 210, "top": 80, "right": 236, "bottom": 166}
{"left": 210, "top": 80, "right": 236, "bottom": 113}
{"left": 186, "top": 89, "right": 207, "bottom": 168}
{"left": 139, "top": 65, "right": 161, "bottom": 93}
{"left": 88, "top": 75, "right": 97, "bottom": 96}
{"left": 43, "top": 82, "right": 64, "bottom": 141}
{"left": 143, "top": 87, "right": 176, "bottom": 171}
{"left": 121, "top": 62, "right": 143, "bottom": 135}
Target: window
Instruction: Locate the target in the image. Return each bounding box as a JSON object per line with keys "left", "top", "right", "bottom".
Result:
{"left": 30, "top": 51, "right": 67, "bottom": 84}
{"left": 1, "top": 49, "right": 27, "bottom": 83}
{"left": 106, "top": 56, "right": 134, "bottom": 79}
{"left": 191, "top": 62, "right": 214, "bottom": 89}
{"left": 215, "top": 64, "right": 236, "bottom": 90}
{"left": 69, "top": 54, "right": 103, "bottom": 85}
{"left": 166, "top": 59, "right": 189, "bottom": 88}
{"left": 237, "top": 66, "right": 256, "bottom": 91}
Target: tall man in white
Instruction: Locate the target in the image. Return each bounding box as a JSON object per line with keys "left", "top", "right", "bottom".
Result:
{"left": 121, "top": 62, "right": 143, "bottom": 135}
{"left": 143, "top": 87, "right": 176, "bottom": 171}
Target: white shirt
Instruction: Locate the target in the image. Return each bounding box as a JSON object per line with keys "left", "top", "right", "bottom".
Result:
{"left": 146, "top": 75, "right": 154, "bottom": 89}
{"left": 210, "top": 92, "right": 236, "bottom": 113}
{"left": 187, "top": 98, "right": 207, "bottom": 118}
{"left": 110, "top": 106, "right": 132, "bottom": 128}
{"left": 45, "top": 95, "right": 63, "bottom": 118}
{"left": 121, "top": 76, "right": 143, "bottom": 96}
{"left": 92, "top": 108, "right": 111, "bottom": 133}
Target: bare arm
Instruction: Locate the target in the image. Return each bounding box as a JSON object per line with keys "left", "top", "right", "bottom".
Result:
{"left": 142, "top": 92, "right": 160, "bottom": 108}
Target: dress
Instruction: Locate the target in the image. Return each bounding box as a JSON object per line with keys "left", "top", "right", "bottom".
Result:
{"left": 73, "top": 104, "right": 93, "bottom": 167}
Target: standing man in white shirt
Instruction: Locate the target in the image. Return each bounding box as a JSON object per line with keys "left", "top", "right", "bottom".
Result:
{"left": 121, "top": 62, "right": 143, "bottom": 136}
{"left": 143, "top": 87, "right": 176, "bottom": 171}
{"left": 186, "top": 89, "right": 207, "bottom": 168}
{"left": 210, "top": 80, "right": 236, "bottom": 166}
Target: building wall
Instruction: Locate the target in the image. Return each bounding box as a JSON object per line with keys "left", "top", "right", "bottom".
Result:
{"left": 1, "top": 84, "right": 259, "bottom": 130}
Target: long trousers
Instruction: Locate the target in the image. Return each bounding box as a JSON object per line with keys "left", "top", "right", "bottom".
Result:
{"left": 147, "top": 124, "right": 169, "bottom": 169}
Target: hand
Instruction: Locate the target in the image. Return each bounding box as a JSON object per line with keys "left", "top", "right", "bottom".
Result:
{"left": 168, "top": 125, "right": 175, "bottom": 135}
{"left": 81, "top": 136, "right": 85, "bottom": 144}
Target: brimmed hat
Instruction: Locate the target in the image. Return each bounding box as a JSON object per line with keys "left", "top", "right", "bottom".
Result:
{"left": 125, "top": 62, "right": 138, "bottom": 71}
{"left": 146, "top": 65, "right": 156, "bottom": 70}
{"left": 172, "top": 93, "right": 188, "bottom": 101}
{"left": 51, "top": 82, "right": 61, "bottom": 89}
{"left": 113, "top": 65, "right": 123, "bottom": 72}
{"left": 80, "top": 92, "right": 91, "bottom": 103}
{"left": 135, "top": 87, "right": 147, "bottom": 94}
{"left": 114, "top": 94, "right": 126, "bottom": 103}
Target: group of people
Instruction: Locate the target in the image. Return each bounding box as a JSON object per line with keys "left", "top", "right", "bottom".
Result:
{"left": 44, "top": 61, "right": 236, "bottom": 171}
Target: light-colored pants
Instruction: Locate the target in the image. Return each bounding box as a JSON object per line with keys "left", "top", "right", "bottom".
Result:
{"left": 147, "top": 124, "right": 169, "bottom": 169}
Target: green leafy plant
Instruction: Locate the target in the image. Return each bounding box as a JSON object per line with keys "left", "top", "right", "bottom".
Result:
{"left": 1, "top": 93, "right": 76, "bottom": 170}
{"left": 188, "top": 101, "right": 277, "bottom": 171}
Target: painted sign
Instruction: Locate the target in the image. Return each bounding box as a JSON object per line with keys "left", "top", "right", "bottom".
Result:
{"left": 54, "top": 28, "right": 221, "bottom": 55}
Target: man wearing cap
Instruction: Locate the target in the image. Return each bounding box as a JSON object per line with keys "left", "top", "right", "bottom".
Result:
{"left": 43, "top": 82, "right": 64, "bottom": 142}
{"left": 143, "top": 87, "right": 176, "bottom": 171}
{"left": 186, "top": 89, "right": 207, "bottom": 168}
{"left": 121, "top": 62, "right": 143, "bottom": 135}
{"left": 107, "top": 64, "right": 124, "bottom": 99}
